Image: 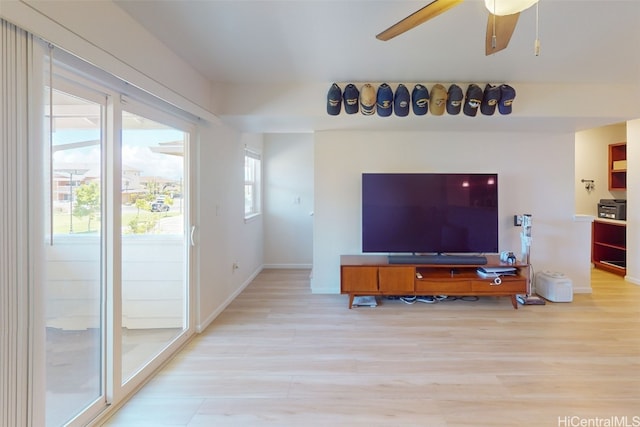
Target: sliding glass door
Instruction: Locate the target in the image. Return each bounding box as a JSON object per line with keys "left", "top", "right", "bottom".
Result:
{"left": 120, "top": 107, "right": 188, "bottom": 384}
{"left": 44, "top": 83, "right": 105, "bottom": 427}
{"left": 42, "top": 54, "right": 194, "bottom": 426}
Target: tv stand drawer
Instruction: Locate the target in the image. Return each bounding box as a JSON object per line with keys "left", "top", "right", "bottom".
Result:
{"left": 471, "top": 280, "right": 525, "bottom": 293}
{"left": 415, "top": 280, "right": 471, "bottom": 294}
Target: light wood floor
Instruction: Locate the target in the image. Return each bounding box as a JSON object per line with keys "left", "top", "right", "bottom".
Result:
{"left": 103, "top": 268, "right": 640, "bottom": 426}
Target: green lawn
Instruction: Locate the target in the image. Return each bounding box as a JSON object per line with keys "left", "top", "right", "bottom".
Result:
{"left": 53, "top": 210, "right": 180, "bottom": 234}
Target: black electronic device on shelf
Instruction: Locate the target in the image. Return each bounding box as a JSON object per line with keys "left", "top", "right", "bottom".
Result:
{"left": 597, "top": 199, "right": 626, "bottom": 220}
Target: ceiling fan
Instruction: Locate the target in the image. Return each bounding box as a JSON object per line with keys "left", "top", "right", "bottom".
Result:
{"left": 376, "top": 0, "right": 539, "bottom": 55}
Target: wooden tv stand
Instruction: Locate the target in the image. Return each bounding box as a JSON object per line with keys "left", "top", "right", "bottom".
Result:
{"left": 340, "top": 255, "right": 528, "bottom": 309}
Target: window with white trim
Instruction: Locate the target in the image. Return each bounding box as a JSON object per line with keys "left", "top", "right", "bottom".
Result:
{"left": 244, "top": 148, "right": 261, "bottom": 219}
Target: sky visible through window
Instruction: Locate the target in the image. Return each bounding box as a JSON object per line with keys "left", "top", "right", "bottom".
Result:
{"left": 53, "top": 127, "right": 184, "bottom": 180}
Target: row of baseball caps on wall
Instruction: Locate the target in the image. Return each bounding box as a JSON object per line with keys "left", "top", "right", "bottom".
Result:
{"left": 327, "top": 82, "right": 516, "bottom": 117}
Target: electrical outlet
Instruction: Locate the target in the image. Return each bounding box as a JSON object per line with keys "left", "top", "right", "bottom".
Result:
{"left": 514, "top": 215, "right": 523, "bottom": 226}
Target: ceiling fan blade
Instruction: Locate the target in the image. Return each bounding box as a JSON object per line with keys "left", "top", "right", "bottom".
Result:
{"left": 485, "top": 12, "right": 520, "bottom": 55}
{"left": 376, "top": 0, "right": 464, "bottom": 41}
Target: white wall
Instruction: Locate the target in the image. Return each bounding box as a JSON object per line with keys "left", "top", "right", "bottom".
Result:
{"left": 263, "top": 133, "right": 314, "bottom": 268}
{"left": 196, "top": 128, "right": 265, "bottom": 331}
{"left": 575, "top": 123, "right": 627, "bottom": 215}
{"left": 312, "top": 130, "right": 594, "bottom": 294}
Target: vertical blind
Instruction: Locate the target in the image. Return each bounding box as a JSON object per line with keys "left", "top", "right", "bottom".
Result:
{"left": 1, "top": 18, "right": 33, "bottom": 427}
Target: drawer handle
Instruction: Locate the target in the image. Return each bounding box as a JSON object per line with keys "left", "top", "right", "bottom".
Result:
{"left": 490, "top": 276, "right": 502, "bottom": 285}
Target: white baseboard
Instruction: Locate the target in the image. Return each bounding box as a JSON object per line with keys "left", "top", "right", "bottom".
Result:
{"left": 310, "top": 286, "right": 340, "bottom": 295}
{"left": 625, "top": 275, "right": 640, "bottom": 286}
{"left": 263, "top": 263, "right": 312, "bottom": 269}
{"left": 195, "top": 265, "right": 262, "bottom": 333}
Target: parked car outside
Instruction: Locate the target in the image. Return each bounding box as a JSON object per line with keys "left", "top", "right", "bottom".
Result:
{"left": 151, "top": 201, "right": 170, "bottom": 212}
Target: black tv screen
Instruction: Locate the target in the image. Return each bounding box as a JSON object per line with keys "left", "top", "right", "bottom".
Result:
{"left": 362, "top": 173, "right": 498, "bottom": 254}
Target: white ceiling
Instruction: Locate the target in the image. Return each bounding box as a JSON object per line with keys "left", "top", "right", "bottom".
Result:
{"left": 114, "top": 0, "right": 640, "bottom": 132}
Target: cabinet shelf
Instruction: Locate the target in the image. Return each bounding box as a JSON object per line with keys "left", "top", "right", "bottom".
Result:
{"left": 608, "top": 142, "right": 627, "bottom": 191}
{"left": 593, "top": 241, "right": 625, "bottom": 251}
{"left": 592, "top": 219, "right": 626, "bottom": 276}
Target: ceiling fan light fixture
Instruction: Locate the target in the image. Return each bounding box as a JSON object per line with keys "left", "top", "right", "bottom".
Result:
{"left": 484, "top": 0, "right": 538, "bottom": 16}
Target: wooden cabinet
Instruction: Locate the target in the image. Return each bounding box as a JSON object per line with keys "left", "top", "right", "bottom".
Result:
{"left": 340, "top": 255, "right": 527, "bottom": 309}
{"left": 378, "top": 266, "right": 415, "bottom": 294}
{"left": 341, "top": 265, "right": 414, "bottom": 295}
{"left": 341, "top": 266, "right": 379, "bottom": 293}
{"left": 608, "top": 142, "right": 627, "bottom": 191}
{"left": 592, "top": 219, "right": 626, "bottom": 276}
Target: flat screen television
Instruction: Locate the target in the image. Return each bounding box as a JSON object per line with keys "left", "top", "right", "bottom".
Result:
{"left": 362, "top": 173, "right": 498, "bottom": 257}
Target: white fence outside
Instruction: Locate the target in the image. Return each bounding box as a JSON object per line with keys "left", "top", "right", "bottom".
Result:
{"left": 46, "top": 235, "right": 184, "bottom": 330}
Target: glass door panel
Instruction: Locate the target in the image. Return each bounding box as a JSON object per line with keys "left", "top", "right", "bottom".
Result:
{"left": 120, "top": 109, "right": 187, "bottom": 383}
{"left": 45, "top": 89, "right": 104, "bottom": 426}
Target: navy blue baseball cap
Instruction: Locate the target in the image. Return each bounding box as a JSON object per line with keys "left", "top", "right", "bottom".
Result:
{"left": 342, "top": 84, "right": 359, "bottom": 114}
{"left": 498, "top": 84, "right": 516, "bottom": 114}
{"left": 327, "top": 83, "right": 342, "bottom": 115}
{"left": 412, "top": 84, "right": 429, "bottom": 115}
{"left": 377, "top": 83, "right": 393, "bottom": 117}
{"left": 394, "top": 84, "right": 410, "bottom": 117}
{"left": 463, "top": 84, "right": 483, "bottom": 117}
{"left": 446, "top": 84, "right": 464, "bottom": 115}
{"left": 481, "top": 84, "right": 501, "bottom": 115}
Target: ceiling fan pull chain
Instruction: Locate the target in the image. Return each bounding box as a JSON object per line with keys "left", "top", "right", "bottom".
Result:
{"left": 492, "top": 0, "right": 497, "bottom": 48}
{"left": 534, "top": 1, "right": 541, "bottom": 56}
